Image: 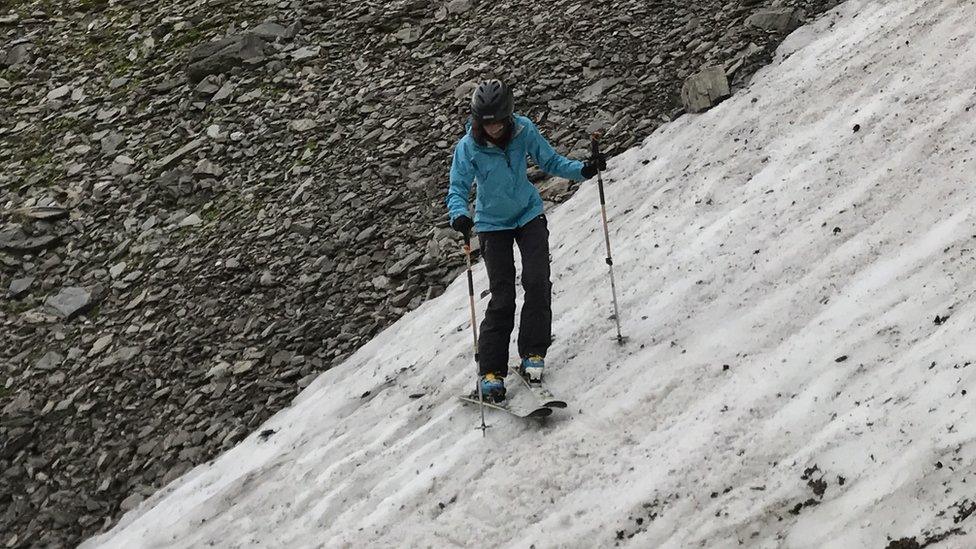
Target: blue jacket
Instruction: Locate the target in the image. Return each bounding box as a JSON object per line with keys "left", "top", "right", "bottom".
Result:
{"left": 446, "top": 114, "right": 585, "bottom": 232}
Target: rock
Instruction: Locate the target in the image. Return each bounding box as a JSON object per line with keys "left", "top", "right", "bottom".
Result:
{"left": 9, "top": 277, "right": 34, "bottom": 298}
{"left": 109, "top": 262, "right": 127, "bottom": 278}
{"left": 119, "top": 493, "right": 143, "bottom": 513}
{"left": 746, "top": 8, "right": 805, "bottom": 33}
{"left": 212, "top": 81, "right": 236, "bottom": 102}
{"left": 35, "top": 351, "right": 64, "bottom": 371}
{"left": 455, "top": 80, "right": 478, "bottom": 101}
{"left": 2, "top": 390, "right": 32, "bottom": 416}
{"left": 206, "top": 361, "right": 231, "bottom": 378}
{"left": 232, "top": 360, "right": 255, "bottom": 375}
{"left": 186, "top": 34, "right": 268, "bottom": 83}
{"left": 680, "top": 65, "right": 731, "bottom": 113}
{"left": 47, "top": 85, "right": 71, "bottom": 101}
{"left": 44, "top": 287, "right": 92, "bottom": 320}
{"left": 157, "top": 138, "right": 204, "bottom": 171}
{"left": 22, "top": 206, "right": 69, "bottom": 221}
{"left": 97, "top": 107, "right": 120, "bottom": 122}
{"left": 89, "top": 335, "right": 114, "bottom": 357}
{"left": 194, "top": 76, "right": 221, "bottom": 97}
{"left": 395, "top": 26, "right": 422, "bottom": 45}
{"left": 252, "top": 21, "right": 298, "bottom": 41}
{"left": 193, "top": 159, "right": 224, "bottom": 178}
{"left": 290, "top": 46, "right": 320, "bottom": 61}
{"left": 110, "top": 155, "right": 136, "bottom": 176}
{"left": 108, "top": 77, "right": 129, "bottom": 90}
{"left": 206, "top": 125, "right": 225, "bottom": 140}
{"left": 447, "top": 0, "right": 474, "bottom": 14}
{"left": 0, "top": 234, "right": 59, "bottom": 253}
{"left": 4, "top": 43, "right": 31, "bottom": 67}
{"left": 100, "top": 132, "right": 126, "bottom": 156}
{"left": 289, "top": 119, "right": 318, "bottom": 133}
{"left": 578, "top": 78, "right": 622, "bottom": 102}
{"left": 111, "top": 347, "right": 141, "bottom": 364}
{"left": 178, "top": 214, "right": 202, "bottom": 227}
{"left": 270, "top": 350, "right": 292, "bottom": 367}
{"left": 391, "top": 290, "right": 412, "bottom": 308}
{"left": 387, "top": 252, "right": 422, "bottom": 277}
{"left": 154, "top": 78, "right": 181, "bottom": 93}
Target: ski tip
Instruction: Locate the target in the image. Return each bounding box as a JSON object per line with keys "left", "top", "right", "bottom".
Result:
{"left": 526, "top": 407, "right": 554, "bottom": 418}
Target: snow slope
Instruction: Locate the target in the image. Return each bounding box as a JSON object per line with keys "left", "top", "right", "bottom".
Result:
{"left": 85, "top": 0, "right": 976, "bottom": 547}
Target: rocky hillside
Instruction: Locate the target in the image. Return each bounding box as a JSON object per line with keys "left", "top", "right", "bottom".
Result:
{"left": 0, "top": 0, "right": 841, "bottom": 546}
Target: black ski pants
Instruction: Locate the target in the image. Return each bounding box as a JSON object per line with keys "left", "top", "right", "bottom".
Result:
{"left": 477, "top": 214, "right": 551, "bottom": 377}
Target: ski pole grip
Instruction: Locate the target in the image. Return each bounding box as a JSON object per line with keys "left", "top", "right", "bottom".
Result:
{"left": 590, "top": 132, "right": 607, "bottom": 205}
{"left": 463, "top": 240, "right": 475, "bottom": 298}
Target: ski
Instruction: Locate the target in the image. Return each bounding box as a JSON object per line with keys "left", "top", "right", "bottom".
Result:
{"left": 509, "top": 367, "right": 567, "bottom": 408}
{"left": 457, "top": 394, "right": 553, "bottom": 419}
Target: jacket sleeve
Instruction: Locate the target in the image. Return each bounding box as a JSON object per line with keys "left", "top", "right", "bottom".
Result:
{"left": 446, "top": 140, "right": 474, "bottom": 223}
{"left": 525, "top": 119, "right": 584, "bottom": 181}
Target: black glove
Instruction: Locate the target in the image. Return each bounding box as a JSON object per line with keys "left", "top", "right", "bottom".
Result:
{"left": 581, "top": 153, "right": 607, "bottom": 178}
{"left": 451, "top": 215, "right": 474, "bottom": 239}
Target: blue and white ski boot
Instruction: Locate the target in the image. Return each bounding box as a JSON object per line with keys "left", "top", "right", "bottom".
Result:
{"left": 478, "top": 373, "right": 506, "bottom": 403}
{"left": 520, "top": 355, "right": 545, "bottom": 383}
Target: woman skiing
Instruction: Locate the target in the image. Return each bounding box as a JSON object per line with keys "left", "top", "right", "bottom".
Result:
{"left": 445, "top": 79, "right": 606, "bottom": 403}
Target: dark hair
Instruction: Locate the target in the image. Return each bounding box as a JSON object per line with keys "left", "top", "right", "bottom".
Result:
{"left": 471, "top": 116, "right": 513, "bottom": 148}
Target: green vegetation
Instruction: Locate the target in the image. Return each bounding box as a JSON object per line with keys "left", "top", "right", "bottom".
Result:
{"left": 0, "top": 298, "right": 33, "bottom": 316}
{"left": 201, "top": 204, "right": 221, "bottom": 222}
{"left": 167, "top": 28, "right": 204, "bottom": 51}
{"left": 50, "top": 114, "right": 87, "bottom": 133}
{"left": 0, "top": 68, "right": 22, "bottom": 85}
{"left": 109, "top": 55, "right": 135, "bottom": 78}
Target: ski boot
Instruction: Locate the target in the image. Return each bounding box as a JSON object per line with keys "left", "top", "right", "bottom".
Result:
{"left": 477, "top": 373, "right": 506, "bottom": 403}
{"left": 519, "top": 355, "right": 545, "bottom": 383}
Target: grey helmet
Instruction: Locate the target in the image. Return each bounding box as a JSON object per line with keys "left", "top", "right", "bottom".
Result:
{"left": 470, "top": 79, "right": 514, "bottom": 123}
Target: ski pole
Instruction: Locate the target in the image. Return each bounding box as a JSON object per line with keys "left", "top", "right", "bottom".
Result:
{"left": 590, "top": 133, "right": 626, "bottom": 345}
{"left": 463, "top": 234, "right": 489, "bottom": 435}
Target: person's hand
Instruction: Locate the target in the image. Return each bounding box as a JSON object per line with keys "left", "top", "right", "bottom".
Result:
{"left": 451, "top": 215, "right": 474, "bottom": 239}
{"left": 581, "top": 153, "right": 606, "bottom": 178}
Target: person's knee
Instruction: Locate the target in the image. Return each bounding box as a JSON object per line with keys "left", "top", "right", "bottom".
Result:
{"left": 486, "top": 291, "right": 516, "bottom": 316}
{"left": 521, "top": 276, "right": 551, "bottom": 296}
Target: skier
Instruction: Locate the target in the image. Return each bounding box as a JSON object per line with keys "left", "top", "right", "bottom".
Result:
{"left": 446, "top": 79, "right": 606, "bottom": 403}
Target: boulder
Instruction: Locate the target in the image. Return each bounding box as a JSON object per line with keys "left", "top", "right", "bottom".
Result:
{"left": 44, "top": 287, "right": 93, "bottom": 319}
{"left": 746, "top": 8, "right": 805, "bottom": 33}
{"left": 186, "top": 34, "right": 268, "bottom": 83}
{"left": 680, "top": 65, "right": 731, "bottom": 113}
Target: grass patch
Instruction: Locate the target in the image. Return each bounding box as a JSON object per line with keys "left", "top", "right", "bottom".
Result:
{"left": 109, "top": 56, "right": 135, "bottom": 78}
{"left": 201, "top": 205, "right": 221, "bottom": 222}
{"left": 1, "top": 299, "right": 33, "bottom": 315}
{"left": 0, "top": 68, "right": 23, "bottom": 85}
{"left": 23, "top": 148, "right": 54, "bottom": 170}
{"left": 51, "top": 114, "right": 86, "bottom": 134}
{"left": 168, "top": 28, "right": 205, "bottom": 51}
